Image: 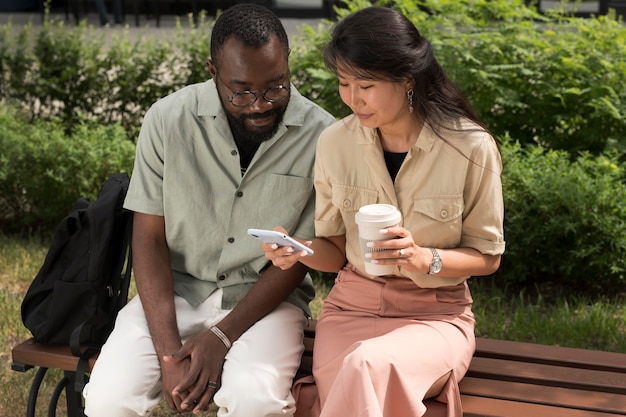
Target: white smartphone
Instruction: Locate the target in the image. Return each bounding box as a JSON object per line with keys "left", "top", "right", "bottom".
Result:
{"left": 247, "top": 228, "right": 314, "bottom": 256}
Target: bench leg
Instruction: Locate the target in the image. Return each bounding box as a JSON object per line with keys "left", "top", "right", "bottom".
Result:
{"left": 27, "top": 367, "right": 49, "bottom": 417}
{"left": 24, "top": 367, "right": 85, "bottom": 417}
{"left": 49, "top": 374, "right": 70, "bottom": 417}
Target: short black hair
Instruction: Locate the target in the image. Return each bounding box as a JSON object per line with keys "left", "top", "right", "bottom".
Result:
{"left": 210, "top": 3, "right": 290, "bottom": 67}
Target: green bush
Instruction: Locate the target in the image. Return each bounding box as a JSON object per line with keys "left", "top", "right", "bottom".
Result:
{"left": 497, "top": 137, "right": 626, "bottom": 293}
{"left": 0, "top": 13, "right": 213, "bottom": 139}
{"left": 290, "top": 21, "right": 349, "bottom": 119}
{"left": 438, "top": 8, "right": 626, "bottom": 156}
{"left": 1, "top": 1, "right": 624, "bottom": 156}
{"left": 0, "top": 106, "right": 135, "bottom": 232}
{"left": 291, "top": 0, "right": 626, "bottom": 157}
{"left": 1, "top": 0, "right": 625, "bottom": 297}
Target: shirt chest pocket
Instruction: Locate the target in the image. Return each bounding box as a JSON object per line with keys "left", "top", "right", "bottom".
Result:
{"left": 254, "top": 174, "right": 314, "bottom": 230}
{"left": 410, "top": 195, "right": 464, "bottom": 248}
{"left": 331, "top": 184, "right": 379, "bottom": 215}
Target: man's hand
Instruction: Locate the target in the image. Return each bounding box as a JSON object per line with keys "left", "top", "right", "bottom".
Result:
{"left": 160, "top": 359, "right": 191, "bottom": 412}
{"left": 162, "top": 330, "right": 228, "bottom": 414}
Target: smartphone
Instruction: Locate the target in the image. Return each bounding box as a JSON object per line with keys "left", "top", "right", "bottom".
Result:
{"left": 247, "top": 228, "right": 314, "bottom": 256}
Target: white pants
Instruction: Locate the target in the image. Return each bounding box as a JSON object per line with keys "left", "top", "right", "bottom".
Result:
{"left": 83, "top": 289, "right": 307, "bottom": 417}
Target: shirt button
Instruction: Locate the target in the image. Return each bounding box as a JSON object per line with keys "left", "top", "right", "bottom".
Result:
{"left": 440, "top": 209, "right": 449, "bottom": 219}
{"left": 236, "top": 191, "right": 243, "bottom": 197}
{"left": 231, "top": 150, "right": 238, "bottom": 156}
{"left": 342, "top": 199, "right": 351, "bottom": 208}
{"left": 227, "top": 237, "right": 235, "bottom": 243}
{"left": 218, "top": 274, "right": 226, "bottom": 281}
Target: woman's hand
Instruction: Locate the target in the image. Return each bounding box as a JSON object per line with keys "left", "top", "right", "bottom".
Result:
{"left": 367, "top": 226, "right": 502, "bottom": 277}
{"left": 366, "top": 226, "right": 431, "bottom": 274}
{"left": 261, "top": 226, "right": 312, "bottom": 271}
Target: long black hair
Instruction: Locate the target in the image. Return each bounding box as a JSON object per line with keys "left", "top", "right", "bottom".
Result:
{"left": 324, "top": 6, "right": 489, "bottom": 137}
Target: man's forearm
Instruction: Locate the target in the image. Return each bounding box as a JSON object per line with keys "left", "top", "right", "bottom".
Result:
{"left": 135, "top": 268, "right": 181, "bottom": 358}
{"left": 213, "top": 262, "right": 309, "bottom": 345}
{"left": 132, "top": 215, "right": 182, "bottom": 358}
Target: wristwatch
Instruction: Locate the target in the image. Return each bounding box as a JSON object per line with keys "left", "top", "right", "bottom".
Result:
{"left": 428, "top": 248, "right": 442, "bottom": 275}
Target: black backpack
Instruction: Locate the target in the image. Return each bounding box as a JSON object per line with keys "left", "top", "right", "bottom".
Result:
{"left": 21, "top": 173, "right": 133, "bottom": 386}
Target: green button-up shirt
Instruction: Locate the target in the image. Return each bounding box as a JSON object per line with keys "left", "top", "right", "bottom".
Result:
{"left": 124, "top": 80, "right": 335, "bottom": 313}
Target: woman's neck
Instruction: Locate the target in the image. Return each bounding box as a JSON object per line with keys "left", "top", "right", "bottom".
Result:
{"left": 377, "top": 117, "right": 424, "bottom": 153}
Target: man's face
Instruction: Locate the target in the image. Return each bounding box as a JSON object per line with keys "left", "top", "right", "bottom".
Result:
{"left": 209, "top": 35, "right": 291, "bottom": 144}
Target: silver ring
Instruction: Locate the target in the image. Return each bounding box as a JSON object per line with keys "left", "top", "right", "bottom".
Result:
{"left": 206, "top": 381, "right": 218, "bottom": 390}
{"left": 399, "top": 248, "right": 405, "bottom": 257}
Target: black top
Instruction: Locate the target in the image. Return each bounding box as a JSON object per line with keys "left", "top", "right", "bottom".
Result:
{"left": 383, "top": 150, "right": 408, "bottom": 182}
{"left": 234, "top": 136, "right": 261, "bottom": 177}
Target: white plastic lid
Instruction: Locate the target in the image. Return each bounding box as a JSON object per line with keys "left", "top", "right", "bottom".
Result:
{"left": 355, "top": 204, "right": 401, "bottom": 226}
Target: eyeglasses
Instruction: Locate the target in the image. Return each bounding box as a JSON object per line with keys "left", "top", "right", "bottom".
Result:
{"left": 215, "top": 71, "right": 290, "bottom": 108}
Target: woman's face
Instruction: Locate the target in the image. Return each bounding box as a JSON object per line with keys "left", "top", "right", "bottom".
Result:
{"left": 336, "top": 68, "right": 411, "bottom": 130}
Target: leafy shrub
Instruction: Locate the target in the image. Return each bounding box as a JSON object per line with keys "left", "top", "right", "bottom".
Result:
{"left": 292, "top": 0, "right": 626, "bottom": 157}
{"left": 1, "top": 0, "right": 624, "bottom": 156}
{"left": 0, "top": 22, "right": 35, "bottom": 109}
{"left": 290, "top": 21, "right": 349, "bottom": 119}
{"left": 0, "top": 105, "right": 135, "bottom": 232}
{"left": 497, "top": 137, "right": 626, "bottom": 293}
{"left": 438, "top": 8, "right": 626, "bottom": 156}
{"left": 0, "top": 13, "right": 213, "bottom": 139}
{"left": 1, "top": 0, "right": 625, "bottom": 297}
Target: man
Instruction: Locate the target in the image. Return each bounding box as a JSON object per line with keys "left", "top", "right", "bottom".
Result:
{"left": 94, "top": 0, "right": 123, "bottom": 26}
{"left": 83, "top": 4, "right": 335, "bottom": 416}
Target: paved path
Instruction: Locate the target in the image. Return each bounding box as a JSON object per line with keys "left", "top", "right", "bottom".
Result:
{"left": 0, "top": 11, "right": 323, "bottom": 45}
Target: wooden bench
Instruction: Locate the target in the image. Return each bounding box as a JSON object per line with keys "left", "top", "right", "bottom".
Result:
{"left": 11, "top": 339, "right": 98, "bottom": 417}
{"left": 296, "top": 320, "right": 626, "bottom": 417}
{"left": 11, "top": 319, "right": 626, "bottom": 417}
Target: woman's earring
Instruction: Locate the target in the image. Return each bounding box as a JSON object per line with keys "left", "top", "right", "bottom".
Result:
{"left": 407, "top": 89, "right": 414, "bottom": 113}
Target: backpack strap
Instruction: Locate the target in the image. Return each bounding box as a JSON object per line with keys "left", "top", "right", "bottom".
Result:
{"left": 74, "top": 346, "right": 99, "bottom": 392}
{"left": 111, "top": 210, "right": 133, "bottom": 316}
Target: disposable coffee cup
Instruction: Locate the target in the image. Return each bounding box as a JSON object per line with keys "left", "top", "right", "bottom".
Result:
{"left": 355, "top": 204, "right": 402, "bottom": 276}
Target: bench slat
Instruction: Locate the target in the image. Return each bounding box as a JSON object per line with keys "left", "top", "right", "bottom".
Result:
{"left": 475, "top": 338, "right": 626, "bottom": 373}
{"left": 468, "top": 356, "right": 626, "bottom": 394}
{"left": 459, "top": 377, "right": 626, "bottom": 415}
{"left": 461, "top": 395, "right": 626, "bottom": 417}
{"left": 11, "top": 338, "right": 97, "bottom": 373}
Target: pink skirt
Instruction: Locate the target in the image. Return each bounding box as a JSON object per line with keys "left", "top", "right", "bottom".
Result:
{"left": 295, "top": 266, "right": 475, "bottom": 417}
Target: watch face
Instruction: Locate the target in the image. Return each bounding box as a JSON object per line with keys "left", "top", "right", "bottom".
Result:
{"left": 430, "top": 259, "right": 442, "bottom": 274}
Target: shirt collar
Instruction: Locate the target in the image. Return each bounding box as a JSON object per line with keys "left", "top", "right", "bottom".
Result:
{"left": 350, "top": 114, "right": 437, "bottom": 152}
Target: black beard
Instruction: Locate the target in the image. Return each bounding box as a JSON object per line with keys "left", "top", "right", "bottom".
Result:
{"left": 225, "top": 107, "right": 284, "bottom": 144}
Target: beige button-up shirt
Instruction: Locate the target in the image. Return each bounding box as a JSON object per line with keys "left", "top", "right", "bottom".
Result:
{"left": 314, "top": 114, "right": 505, "bottom": 288}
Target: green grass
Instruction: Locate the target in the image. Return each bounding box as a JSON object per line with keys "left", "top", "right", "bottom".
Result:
{"left": 470, "top": 277, "right": 626, "bottom": 351}
{"left": 1, "top": 234, "right": 624, "bottom": 416}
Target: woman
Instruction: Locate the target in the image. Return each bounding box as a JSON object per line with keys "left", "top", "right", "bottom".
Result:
{"left": 263, "top": 7, "right": 505, "bottom": 417}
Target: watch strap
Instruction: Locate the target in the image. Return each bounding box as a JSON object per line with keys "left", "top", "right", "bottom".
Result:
{"left": 428, "top": 247, "right": 442, "bottom": 275}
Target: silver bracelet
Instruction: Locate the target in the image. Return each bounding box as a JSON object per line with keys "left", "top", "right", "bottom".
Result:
{"left": 210, "top": 325, "right": 232, "bottom": 349}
